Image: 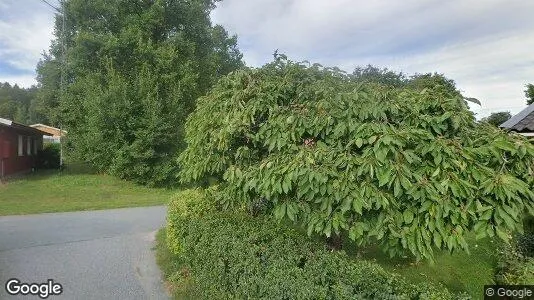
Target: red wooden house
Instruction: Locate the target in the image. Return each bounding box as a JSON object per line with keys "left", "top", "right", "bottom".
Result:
{"left": 0, "top": 117, "right": 52, "bottom": 178}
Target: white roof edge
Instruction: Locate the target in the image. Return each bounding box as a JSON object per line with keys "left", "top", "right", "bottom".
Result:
{"left": 30, "top": 123, "right": 66, "bottom": 132}
{"left": 0, "top": 117, "right": 13, "bottom": 126}
{"left": 30, "top": 123, "right": 59, "bottom": 130}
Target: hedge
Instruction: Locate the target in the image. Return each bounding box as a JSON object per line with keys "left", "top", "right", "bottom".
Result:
{"left": 165, "top": 189, "right": 468, "bottom": 299}
{"left": 36, "top": 143, "right": 61, "bottom": 169}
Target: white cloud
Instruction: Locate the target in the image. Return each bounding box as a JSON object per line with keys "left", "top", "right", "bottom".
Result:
{"left": 335, "top": 30, "right": 534, "bottom": 117}
{"left": 212, "top": 0, "right": 534, "bottom": 117}
{"left": 0, "top": 0, "right": 55, "bottom": 87}
{"left": 1, "top": 0, "right": 533, "bottom": 117}
{"left": 0, "top": 74, "right": 37, "bottom": 88}
{"left": 0, "top": 15, "right": 54, "bottom": 69}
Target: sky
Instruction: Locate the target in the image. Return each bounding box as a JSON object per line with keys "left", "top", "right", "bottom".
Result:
{"left": 1, "top": 0, "right": 533, "bottom": 118}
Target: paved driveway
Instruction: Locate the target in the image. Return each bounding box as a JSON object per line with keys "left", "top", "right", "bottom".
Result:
{"left": 0, "top": 206, "right": 169, "bottom": 300}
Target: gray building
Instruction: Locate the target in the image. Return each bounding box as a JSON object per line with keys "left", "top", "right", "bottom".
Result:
{"left": 500, "top": 103, "right": 534, "bottom": 138}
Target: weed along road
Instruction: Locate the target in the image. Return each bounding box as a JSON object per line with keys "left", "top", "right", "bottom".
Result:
{"left": 0, "top": 206, "right": 169, "bottom": 299}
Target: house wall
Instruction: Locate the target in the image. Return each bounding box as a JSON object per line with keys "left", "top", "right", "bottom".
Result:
{"left": 0, "top": 126, "right": 43, "bottom": 177}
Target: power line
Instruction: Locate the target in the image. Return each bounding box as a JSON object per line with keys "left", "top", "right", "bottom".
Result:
{"left": 38, "top": 0, "right": 60, "bottom": 12}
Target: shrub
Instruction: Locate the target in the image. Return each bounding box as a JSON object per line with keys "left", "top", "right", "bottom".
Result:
{"left": 166, "top": 188, "right": 218, "bottom": 254}
{"left": 495, "top": 241, "right": 534, "bottom": 285}
{"left": 515, "top": 232, "right": 534, "bottom": 258}
{"left": 36, "top": 143, "right": 61, "bottom": 169}
{"left": 178, "top": 56, "right": 534, "bottom": 261}
{"left": 494, "top": 216, "right": 534, "bottom": 285}
{"left": 164, "top": 189, "right": 466, "bottom": 299}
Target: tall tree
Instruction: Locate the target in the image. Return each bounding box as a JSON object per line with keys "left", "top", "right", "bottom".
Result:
{"left": 0, "top": 82, "right": 40, "bottom": 124}
{"left": 481, "top": 111, "right": 512, "bottom": 127}
{"left": 525, "top": 84, "right": 534, "bottom": 105}
{"left": 352, "top": 65, "right": 406, "bottom": 87}
{"left": 37, "top": 0, "right": 244, "bottom": 186}
{"left": 351, "top": 68, "right": 481, "bottom": 106}
{"left": 34, "top": 53, "right": 61, "bottom": 125}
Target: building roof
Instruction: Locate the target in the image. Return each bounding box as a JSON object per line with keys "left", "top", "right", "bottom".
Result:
{"left": 0, "top": 117, "right": 53, "bottom": 136}
{"left": 500, "top": 103, "right": 534, "bottom": 132}
{"left": 30, "top": 123, "right": 67, "bottom": 135}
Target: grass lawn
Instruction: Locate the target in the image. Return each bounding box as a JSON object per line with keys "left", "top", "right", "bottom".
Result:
{"left": 155, "top": 228, "right": 193, "bottom": 300}
{"left": 0, "top": 163, "right": 175, "bottom": 216}
{"left": 347, "top": 236, "right": 498, "bottom": 299}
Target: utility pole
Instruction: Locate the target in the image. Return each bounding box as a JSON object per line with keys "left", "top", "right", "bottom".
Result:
{"left": 39, "top": 0, "right": 66, "bottom": 168}
{"left": 59, "top": 0, "right": 65, "bottom": 169}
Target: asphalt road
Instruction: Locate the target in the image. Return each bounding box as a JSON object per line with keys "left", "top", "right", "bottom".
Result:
{"left": 0, "top": 206, "right": 169, "bottom": 300}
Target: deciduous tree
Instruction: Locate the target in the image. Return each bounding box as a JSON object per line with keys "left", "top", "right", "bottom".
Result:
{"left": 481, "top": 112, "right": 512, "bottom": 127}
{"left": 37, "top": 0, "right": 244, "bottom": 186}
{"left": 525, "top": 84, "right": 534, "bottom": 105}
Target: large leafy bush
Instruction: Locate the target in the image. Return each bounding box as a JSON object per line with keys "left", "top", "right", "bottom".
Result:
{"left": 179, "top": 57, "right": 534, "bottom": 260}
{"left": 165, "top": 189, "right": 463, "bottom": 299}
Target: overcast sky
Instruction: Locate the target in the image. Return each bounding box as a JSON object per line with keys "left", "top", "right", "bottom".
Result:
{"left": 1, "top": 0, "right": 533, "bottom": 118}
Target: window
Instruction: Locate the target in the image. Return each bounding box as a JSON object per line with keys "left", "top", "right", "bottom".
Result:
{"left": 18, "top": 135, "right": 23, "bottom": 156}
{"left": 27, "top": 137, "right": 31, "bottom": 156}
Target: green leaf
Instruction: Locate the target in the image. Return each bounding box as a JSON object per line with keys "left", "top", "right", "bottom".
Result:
{"left": 352, "top": 198, "right": 363, "bottom": 214}
{"left": 480, "top": 209, "right": 493, "bottom": 220}
{"left": 433, "top": 234, "right": 442, "bottom": 248}
{"left": 497, "top": 206, "right": 515, "bottom": 229}
{"left": 324, "top": 221, "right": 332, "bottom": 238}
{"left": 502, "top": 204, "right": 518, "bottom": 221}
{"left": 394, "top": 178, "right": 402, "bottom": 197}
{"left": 403, "top": 210, "right": 414, "bottom": 224}
{"left": 307, "top": 222, "right": 315, "bottom": 236}
{"left": 287, "top": 203, "right": 298, "bottom": 221}
{"left": 349, "top": 226, "right": 357, "bottom": 240}
{"left": 495, "top": 227, "right": 509, "bottom": 243}
{"left": 341, "top": 197, "right": 352, "bottom": 213}
{"left": 494, "top": 140, "right": 515, "bottom": 152}
{"left": 274, "top": 203, "right": 287, "bottom": 220}
{"left": 419, "top": 201, "right": 432, "bottom": 213}
{"left": 434, "top": 154, "right": 442, "bottom": 165}
{"left": 378, "top": 169, "right": 391, "bottom": 187}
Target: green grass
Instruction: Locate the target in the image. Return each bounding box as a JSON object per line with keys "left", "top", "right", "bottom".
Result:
{"left": 155, "top": 228, "right": 194, "bottom": 300}
{"left": 347, "top": 236, "right": 498, "bottom": 299}
{"left": 0, "top": 163, "right": 174, "bottom": 216}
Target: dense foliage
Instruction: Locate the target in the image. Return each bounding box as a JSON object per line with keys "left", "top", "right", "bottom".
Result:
{"left": 525, "top": 83, "right": 534, "bottom": 105}
{"left": 495, "top": 218, "right": 534, "bottom": 284}
{"left": 37, "top": 0, "right": 243, "bottom": 186}
{"left": 179, "top": 57, "right": 534, "bottom": 260}
{"left": 165, "top": 189, "right": 463, "bottom": 299}
{"left": 0, "top": 82, "right": 42, "bottom": 124}
{"left": 351, "top": 65, "right": 470, "bottom": 103}
{"left": 352, "top": 65, "right": 407, "bottom": 87}
{"left": 495, "top": 237, "right": 534, "bottom": 284}
{"left": 36, "top": 143, "right": 61, "bottom": 169}
{"left": 480, "top": 111, "right": 512, "bottom": 127}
